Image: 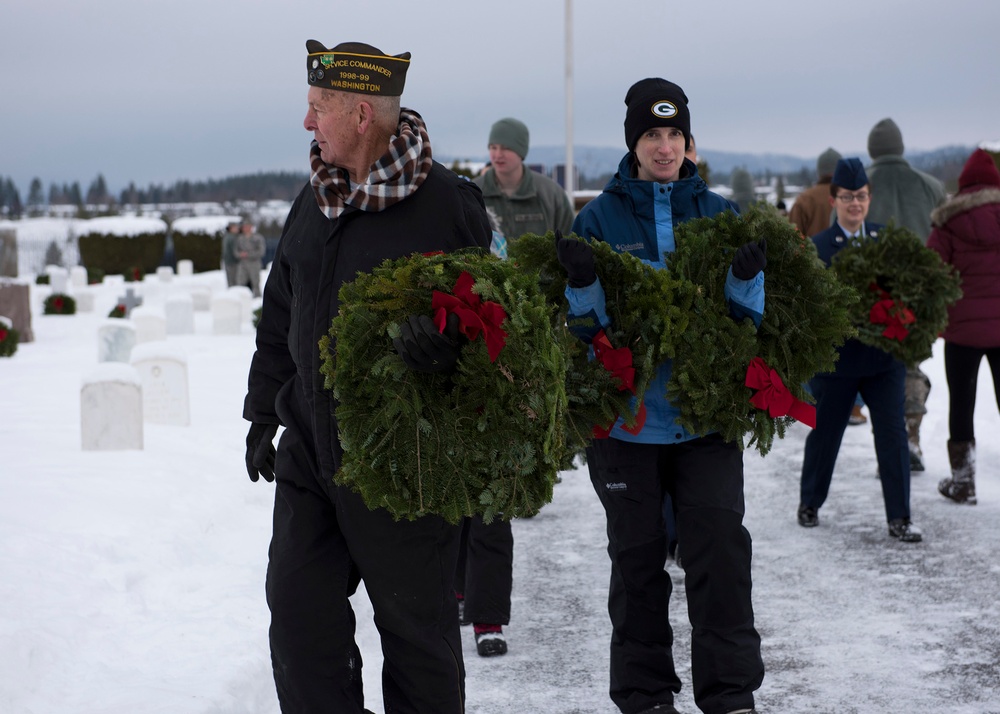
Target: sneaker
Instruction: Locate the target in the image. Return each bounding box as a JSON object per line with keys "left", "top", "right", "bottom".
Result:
{"left": 474, "top": 624, "right": 507, "bottom": 657}
{"left": 797, "top": 505, "right": 819, "bottom": 528}
{"left": 848, "top": 404, "right": 867, "bottom": 425}
{"left": 888, "top": 518, "right": 923, "bottom": 543}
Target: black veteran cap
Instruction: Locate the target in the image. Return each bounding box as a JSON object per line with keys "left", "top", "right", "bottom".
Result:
{"left": 306, "top": 40, "right": 411, "bottom": 96}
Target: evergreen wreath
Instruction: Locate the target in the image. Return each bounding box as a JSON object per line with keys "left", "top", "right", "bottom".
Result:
{"left": 319, "top": 248, "right": 567, "bottom": 524}
{"left": 43, "top": 293, "right": 76, "bottom": 315}
{"left": 666, "top": 204, "right": 857, "bottom": 454}
{"left": 108, "top": 303, "right": 127, "bottom": 319}
{"left": 0, "top": 322, "right": 19, "bottom": 358}
{"left": 830, "top": 222, "right": 962, "bottom": 366}
{"left": 507, "top": 231, "right": 697, "bottom": 460}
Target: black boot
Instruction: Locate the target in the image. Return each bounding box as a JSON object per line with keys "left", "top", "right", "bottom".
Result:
{"left": 939, "top": 439, "right": 976, "bottom": 505}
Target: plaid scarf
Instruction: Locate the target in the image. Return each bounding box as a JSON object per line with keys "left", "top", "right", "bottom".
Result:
{"left": 309, "top": 108, "right": 433, "bottom": 219}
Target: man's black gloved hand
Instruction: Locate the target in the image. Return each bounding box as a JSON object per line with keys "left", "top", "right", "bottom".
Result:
{"left": 731, "top": 238, "right": 768, "bottom": 280}
{"left": 554, "top": 230, "right": 596, "bottom": 288}
{"left": 392, "top": 313, "right": 463, "bottom": 374}
{"left": 245, "top": 422, "right": 278, "bottom": 483}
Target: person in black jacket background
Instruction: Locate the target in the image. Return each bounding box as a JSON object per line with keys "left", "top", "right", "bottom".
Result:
{"left": 242, "top": 39, "right": 491, "bottom": 714}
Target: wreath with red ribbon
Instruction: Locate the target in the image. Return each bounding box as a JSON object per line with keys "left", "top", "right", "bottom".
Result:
{"left": 319, "top": 249, "right": 567, "bottom": 524}
{"left": 667, "top": 204, "right": 855, "bottom": 453}
{"left": 830, "top": 222, "right": 962, "bottom": 366}
{"left": 507, "top": 231, "right": 697, "bottom": 460}
{"left": 0, "top": 321, "right": 19, "bottom": 358}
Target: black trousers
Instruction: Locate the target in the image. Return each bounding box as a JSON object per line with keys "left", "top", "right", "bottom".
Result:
{"left": 586, "top": 434, "right": 763, "bottom": 714}
{"left": 454, "top": 514, "right": 513, "bottom": 625}
{"left": 265, "top": 405, "right": 465, "bottom": 714}
{"left": 944, "top": 341, "right": 1000, "bottom": 441}
{"left": 801, "top": 359, "right": 911, "bottom": 522}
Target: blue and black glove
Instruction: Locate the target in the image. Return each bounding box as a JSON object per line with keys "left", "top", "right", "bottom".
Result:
{"left": 554, "top": 230, "right": 596, "bottom": 288}
{"left": 393, "top": 313, "right": 463, "bottom": 374}
{"left": 731, "top": 238, "right": 767, "bottom": 280}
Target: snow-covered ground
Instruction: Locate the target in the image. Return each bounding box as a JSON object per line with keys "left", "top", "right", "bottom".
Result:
{"left": 2, "top": 271, "right": 999, "bottom": 713}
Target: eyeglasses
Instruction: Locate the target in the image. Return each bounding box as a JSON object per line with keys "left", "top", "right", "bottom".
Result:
{"left": 836, "top": 191, "right": 870, "bottom": 203}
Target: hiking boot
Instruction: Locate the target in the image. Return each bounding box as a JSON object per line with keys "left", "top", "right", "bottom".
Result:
{"left": 797, "top": 505, "right": 819, "bottom": 528}
{"left": 908, "top": 442, "right": 925, "bottom": 472}
{"left": 940, "top": 439, "right": 977, "bottom": 505}
{"left": 906, "top": 414, "right": 925, "bottom": 472}
{"left": 848, "top": 404, "right": 867, "bottom": 425}
{"left": 474, "top": 624, "right": 507, "bottom": 657}
{"left": 888, "top": 518, "right": 922, "bottom": 543}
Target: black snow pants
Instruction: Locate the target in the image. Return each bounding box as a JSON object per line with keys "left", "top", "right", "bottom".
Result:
{"left": 265, "top": 396, "right": 465, "bottom": 714}
{"left": 586, "top": 434, "right": 764, "bottom": 714}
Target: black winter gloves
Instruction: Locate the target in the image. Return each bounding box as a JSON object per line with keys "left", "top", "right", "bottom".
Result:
{"left": 554, "top": 230, "right": 596, "bottom": 288}
{"left": 245, "top": 422, "right": 278, "bottom": 482}
{"left": 393, "top": 313, "right": 463, "bottom": 374}
{"left": 731, "top": 238, "right": 767, "bottom": 280}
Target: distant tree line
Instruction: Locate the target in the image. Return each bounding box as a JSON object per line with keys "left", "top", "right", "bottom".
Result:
{"left": 0, "top": 171, "right": 310, "bottom": 219}
{"left": 2, "top": 147, "right": 996, "bottom": 220}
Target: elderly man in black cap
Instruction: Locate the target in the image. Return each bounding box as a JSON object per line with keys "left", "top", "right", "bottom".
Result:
{"left": 242, "top": 40, "right": 491, "bottom": 714}
{"left": 798, "top": 157, "right": 923, "bottom": 544}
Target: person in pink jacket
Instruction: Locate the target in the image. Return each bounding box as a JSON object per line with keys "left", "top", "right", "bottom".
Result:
{"left": 926, "top": 148, "right": 1000, "bottom": 505}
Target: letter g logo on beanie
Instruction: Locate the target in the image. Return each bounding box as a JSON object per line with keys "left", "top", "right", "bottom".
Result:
{"left": 651, "top": 101, "right": 678, "bottom": 119}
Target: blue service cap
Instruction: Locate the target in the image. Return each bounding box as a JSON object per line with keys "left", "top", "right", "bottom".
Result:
{"left": 832, "top": 157, "right": 869, "bottom": 190}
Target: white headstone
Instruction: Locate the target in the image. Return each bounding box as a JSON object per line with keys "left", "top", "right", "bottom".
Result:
{"left": 69, "top": 266, "right": 88, "bottom": 288}
{"left": 165, "top": 293, "right": 195, "bottom": 335}
{"left": 74, "top": 289, "right": 95, "bottom": 313}
{"left": 97, "top": 319, "right": 136, "bottom": 363}
{"left": 130, "top": 341, "right": 190, "bottom": 426}
{"left": 46, "top": 266, "right": 69, "bottom": 294}
{"left": 130, "top": 305, "right": 167, "bottom": 343}
{"left": 190, "top": 286, "right": 212, "bottom": 312}
{"left": 176, "top": 259, "right": 194, "bottom": 277}
{"left": 156, "top": 266, "right": 174, "bottom": 283}
{"left": 227, "top": 285, "right": 253, "bottom": 323}
{"left": 81, "top": 363, "right": 144, "bottom": 451}
{"left": 211, "top": 293, "right": 242, "bottom": 335}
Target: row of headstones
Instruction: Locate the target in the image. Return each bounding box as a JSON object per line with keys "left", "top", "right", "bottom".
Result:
{"left": 81, "top": 280, "right": 256, "bottom": 451}
{"left": 97, "top": 285, "right": 254, "bottom": 355}
{"left": 46, "top": 261, "right": 199, "bottom": 296}
{"left": 81, "top": 342, "right": 191, "bottom": 450}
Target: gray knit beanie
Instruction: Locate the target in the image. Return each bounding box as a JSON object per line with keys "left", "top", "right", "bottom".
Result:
{"left": 868, "top": 118, "right": 904, "bottom": 158}
{"left": 488, "top": 118, "right": 530, "bottom": 160}
{"left": 816, "top": 147, "right": 842, "bottom": 179}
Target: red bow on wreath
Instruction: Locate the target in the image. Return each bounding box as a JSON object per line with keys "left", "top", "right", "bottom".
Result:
{"left": 745, "top": 357, "right": 816, "bottom": 428}
{"left": 868, "top": 285, "right": 915, "bottom": 341}
{"left": 432, "top": 271, "right": 508, "bottom": 362}
{"left": 592, "top": 329, "right": 647, "bottom": 439}
{"left": 0, "top": 328, "right": 7, "bottom": 342}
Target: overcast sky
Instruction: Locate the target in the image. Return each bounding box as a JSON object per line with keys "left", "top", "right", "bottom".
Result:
{"left": 3, "top": 0, "right": 998, "bottom": 194}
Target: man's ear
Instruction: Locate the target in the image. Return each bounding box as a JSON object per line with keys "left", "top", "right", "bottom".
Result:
{"left": 355, "top": 100, "right": 373, "bottom": 135}
{"left": 829, "top": 195, "right": 836, "bottom": 208}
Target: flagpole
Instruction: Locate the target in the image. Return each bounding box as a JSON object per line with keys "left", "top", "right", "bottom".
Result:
{"left": 564, "top": 0, "right": 575, "bottom": 204}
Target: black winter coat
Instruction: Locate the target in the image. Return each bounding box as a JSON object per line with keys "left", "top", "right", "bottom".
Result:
{"left": 244, "top": 162, "right": 492, "bottom": 479}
